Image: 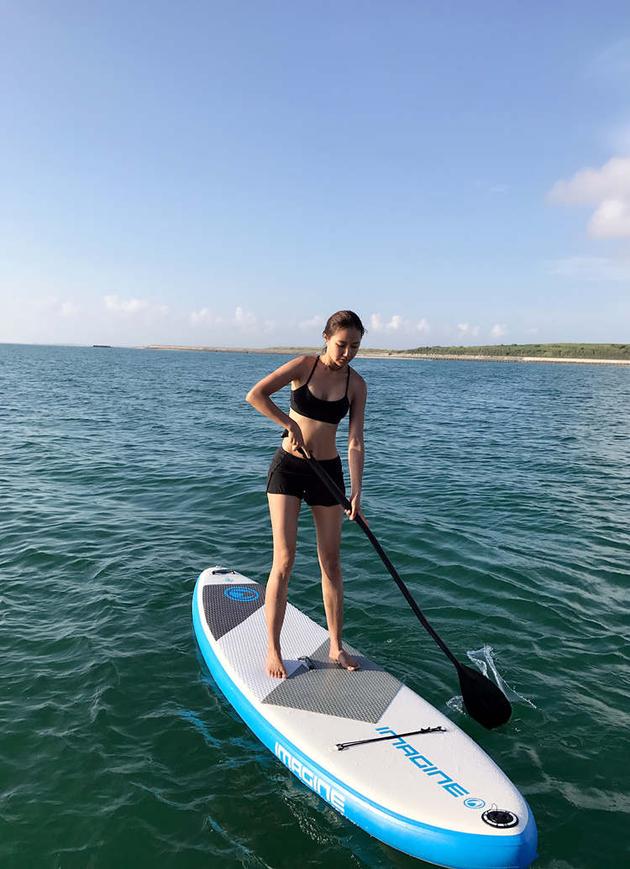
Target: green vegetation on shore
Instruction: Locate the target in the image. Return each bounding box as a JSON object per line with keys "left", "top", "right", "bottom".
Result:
{"left": 404, "top": 343, "right": 630, "bottom": 360}
{"left": 143, "top": 342, "right": 630, "bottom": 362}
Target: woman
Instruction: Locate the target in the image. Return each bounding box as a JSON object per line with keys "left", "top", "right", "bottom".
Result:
{"left": 245, "top": 310, "right": 367, "bottom": 679}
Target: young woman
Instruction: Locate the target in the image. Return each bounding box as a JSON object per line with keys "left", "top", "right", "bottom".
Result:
{"left": 245, "top": 310, "right": 367, "bottom": 679}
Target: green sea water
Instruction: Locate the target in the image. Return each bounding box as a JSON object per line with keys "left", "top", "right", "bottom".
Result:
{"left": 1, "top": 343, "right": 629, "bottom": 869}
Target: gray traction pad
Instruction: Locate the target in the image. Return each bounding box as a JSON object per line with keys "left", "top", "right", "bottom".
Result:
{"left": 263, "top": 639, "right": 402, "bottom": 723}
{"left": 203, "top": 583, "right": 265, "bottom": 641}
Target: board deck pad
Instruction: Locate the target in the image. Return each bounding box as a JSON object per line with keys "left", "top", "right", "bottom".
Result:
{"left": 263, "top": 638, "right": 403, "bottom": 722}
{"left": 202, "top": 581, "right": 266, "bottom": 640}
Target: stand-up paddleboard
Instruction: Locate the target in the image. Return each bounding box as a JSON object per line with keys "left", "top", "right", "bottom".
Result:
{"left": 193, "top": 567, "right": 538, "bottom": 868}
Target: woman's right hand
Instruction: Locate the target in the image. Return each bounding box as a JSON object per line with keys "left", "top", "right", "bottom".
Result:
{"left": 286, "top": 420, "right": 305, "bottom": 453}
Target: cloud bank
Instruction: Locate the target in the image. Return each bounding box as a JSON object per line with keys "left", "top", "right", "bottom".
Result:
{"left": 548, "top": 156, "right": 630, "bottom": 238}
{"left": 369, "top": 313, "right": 430, "bottom": 335}
{"left": 104, "top": 294, "right": 169, "bottom": 316}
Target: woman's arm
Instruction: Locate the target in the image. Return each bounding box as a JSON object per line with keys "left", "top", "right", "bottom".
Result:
{"left": 245, "top": 355, "right": 310, "bottom": 449}
{"left": 347, "top": 376, "right": 367, "bottom": 520}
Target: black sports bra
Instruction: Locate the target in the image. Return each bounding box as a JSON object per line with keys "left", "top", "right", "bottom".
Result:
{"left": 289, "top": 357, "right": 351, "bottom": 425}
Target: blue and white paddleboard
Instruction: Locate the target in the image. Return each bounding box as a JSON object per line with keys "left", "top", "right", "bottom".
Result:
{"left": 192, "top": 567, "right": 538, "bottom": 869}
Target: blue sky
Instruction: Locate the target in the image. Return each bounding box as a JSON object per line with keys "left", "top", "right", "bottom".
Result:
{"left": 1, "top": 1, "right": 629, "bottom": 348}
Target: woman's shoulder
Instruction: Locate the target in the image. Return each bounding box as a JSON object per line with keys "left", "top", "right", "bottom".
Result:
{"left": 348, "top": 366, "right": 367, "bottom": 396}
{"left": 283, "top": 354, "right": 316, "bottom": 383}
{"left": 292, "top": 353, "right": 318, "bottom": 371}
{"left": 349, "top": 365, "right": 366, "bottom": 386}
{"left": 283, "top": 353, "right": 314, "bottom": 369}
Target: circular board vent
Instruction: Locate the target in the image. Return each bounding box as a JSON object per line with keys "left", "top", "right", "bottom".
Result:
{"left": 482, "top": 809, "right": 519, "bottom": 829}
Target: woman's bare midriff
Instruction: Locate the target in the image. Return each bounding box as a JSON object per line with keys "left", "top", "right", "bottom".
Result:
{"left": 281, "top": 410, "right": 340, "bottom": 460}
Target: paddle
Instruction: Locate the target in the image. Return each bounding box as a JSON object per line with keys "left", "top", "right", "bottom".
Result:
{"left": 298, "top": 447, "right": 512, "bottom": 730}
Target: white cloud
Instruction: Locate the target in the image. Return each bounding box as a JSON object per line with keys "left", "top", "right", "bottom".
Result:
{"left": 490, "top": 323, "right": 507, "bottom": 338}
{"left": 233, "top": 305, "right": 257, "bottom": 329}
{"left": 456, "top": 323, "right": 480, "bottom": 337}
{"left": 548, "top": 156, "right": 630, "bottom": 238}
{"left": 104, "top": 295, "right": 168, "bottom": 316}
{"left": 589, "top": 199, "right": 630, "bottom": 238}
{"left": 190, "top": 307, "right": 223, "bottom": 326}
{"left": 369, "top": 312, "right": 407, "bottom": 332}
{"left": 104, "top": 294, "right": 147, "bottom": 313}
{"left": 368, "top": 313, "right": 430, "bottom": 339}
{"left": 550, "top": 256, "right": 630, "bottom": 282}
{"left": 298, "top": 314, "right": 324, "bottom": 330}
{"left": 548, "top": 157, "right": 630, "bottom": 204}
{"left": 231, "top": 306, "right": 275, "bottom": 334}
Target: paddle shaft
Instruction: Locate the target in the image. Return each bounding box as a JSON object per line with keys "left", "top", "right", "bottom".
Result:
{"left": 297, "top": 446, "right": 512, "bottom": 729}
{"left": 298, "top": 448, "right": 461, "bottom": 670}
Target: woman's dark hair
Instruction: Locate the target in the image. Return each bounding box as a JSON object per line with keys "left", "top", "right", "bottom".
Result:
{"left": 323, "top": 310, "right": 366, "bottom": 339}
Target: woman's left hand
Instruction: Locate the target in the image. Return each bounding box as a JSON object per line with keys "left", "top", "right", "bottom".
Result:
{"left": 345, "top": 492, "right": 363, "bottom": 522}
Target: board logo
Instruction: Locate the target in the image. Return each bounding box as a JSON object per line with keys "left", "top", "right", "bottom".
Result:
{"left": 224, "top": 587, "right": 260, "bottom": 602}
{"left": 464, "top": 797, "right": 486, "bottom": 809}
{"left": 275, "top": 743, "right": 346, "bottom": 815}
{"left": 375, "top": 726, "right": 470, "bottom": 799}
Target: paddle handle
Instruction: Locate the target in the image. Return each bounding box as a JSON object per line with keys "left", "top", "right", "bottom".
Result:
{"left": 299, "top": 448, "right": 460, "bottom": 669}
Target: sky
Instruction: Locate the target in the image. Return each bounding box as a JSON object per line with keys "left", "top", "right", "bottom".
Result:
{"left": 1, "top": 1, "right": 629, "bottom": 349}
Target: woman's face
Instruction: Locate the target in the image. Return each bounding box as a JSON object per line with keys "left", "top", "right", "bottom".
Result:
{"left": 324, "top": 327, "right": 362, "bottom": 366}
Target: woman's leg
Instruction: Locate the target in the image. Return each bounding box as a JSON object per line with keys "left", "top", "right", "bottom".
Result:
{"left": 311, "top": 504, "right": 359, "bottom": 670}
{"left": 265, "top": 493, "right": 301, "bottom": 678}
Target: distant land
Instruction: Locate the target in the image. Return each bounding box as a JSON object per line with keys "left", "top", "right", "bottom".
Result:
{"left": 405, "top": 342, "right": 630, "bottom": 360}
{"left": 143, "top": 343, "right": 630, "bottom": 365}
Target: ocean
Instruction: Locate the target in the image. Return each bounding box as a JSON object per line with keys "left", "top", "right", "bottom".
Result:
{"left": 1, "top": 343, "right": 628, "bottom": 868}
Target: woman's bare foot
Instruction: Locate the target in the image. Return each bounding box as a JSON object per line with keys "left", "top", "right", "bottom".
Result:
{"left": 330, "top": 648, "right": 359, "bottom": 671}
{"left": 266, "top": 648, "right": 287, "bottom": 679}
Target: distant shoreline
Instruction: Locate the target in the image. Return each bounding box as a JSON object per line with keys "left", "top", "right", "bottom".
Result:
{"left": 143, "top": 344, "right": 630, "bottom": 366}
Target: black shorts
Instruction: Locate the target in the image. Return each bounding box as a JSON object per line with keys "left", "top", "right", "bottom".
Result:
{"left": 266, "top": 447, "right": 345, "bottom": 507}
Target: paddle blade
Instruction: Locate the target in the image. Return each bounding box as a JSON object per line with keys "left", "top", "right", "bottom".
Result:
{"left": 457, "top": 663, "right": 512, "bottom": 729}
